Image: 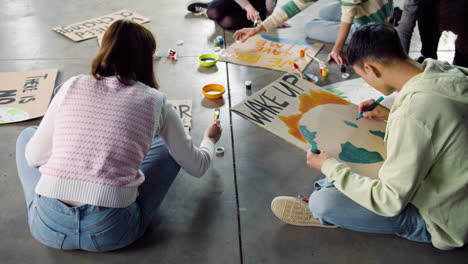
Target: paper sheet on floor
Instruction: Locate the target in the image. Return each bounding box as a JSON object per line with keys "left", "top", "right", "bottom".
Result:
{"left": 169, "top": 100, "right": 192, "bottom": 135}
{"left": 0, "top": 69, "right": 58, "bottom": 124}
{"left": 220, "top": 34, "right": 323, "bottom": 73}
{"left": 231, "top": 73, "right": 388, "bottom": 178}
{"left": 53, "top": 9, "right": 150, "bottom": 42}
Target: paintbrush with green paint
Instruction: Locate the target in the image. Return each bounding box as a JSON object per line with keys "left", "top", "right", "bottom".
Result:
{"left": 356, "top": 96, "right": 384, "bottom": 120}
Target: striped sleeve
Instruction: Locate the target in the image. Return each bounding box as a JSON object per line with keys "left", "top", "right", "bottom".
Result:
{"left": 340, "top": 0, "right": 361, "bottom": 24}
{"left": 262, "top": 0, "right": 317, "bottom": 31}
{"left": 341, "top": 0, "right": 393, "bottom": 25}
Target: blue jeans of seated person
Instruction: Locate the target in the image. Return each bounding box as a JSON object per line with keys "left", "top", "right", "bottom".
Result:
{"left": 305, "top": 1, "right": 358, "bottom": 44}
{"left": 16, "top": 126, "right": 181, "bottom": 252}
{"left": 309, "top": 178, "right": 432, "bottom": 243}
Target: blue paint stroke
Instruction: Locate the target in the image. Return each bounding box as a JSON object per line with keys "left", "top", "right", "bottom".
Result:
{"left": 369, "top": 130, "right": 385, "bottom": 140}
{"left": 339, "top": 142, "right": 384, "bottom": 164}
{"left": 299, "top": 125, "right": 319, "bottom": 153}
{"left": 343, "top": 120, "right": 358, "bottom": 128}
{"left": 260, "top": 34, "right": 316, "bottom": 46}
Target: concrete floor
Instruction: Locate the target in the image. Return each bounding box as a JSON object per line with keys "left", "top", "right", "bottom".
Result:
{"left": 0, "top": 0, "right": 466, "bottom": 263}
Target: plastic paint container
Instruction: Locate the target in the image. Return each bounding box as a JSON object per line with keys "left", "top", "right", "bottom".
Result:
{"left": 216, "top": 147, "right": 225, "bottom": 156}
{"left": 202, "top": 84, "right": 225, "bottom": 99}
{"left": 198, "top": 54, "right": 219, "bottom": 67}
{"left": 245, "top": 80, "right": 252, "bottom": 89}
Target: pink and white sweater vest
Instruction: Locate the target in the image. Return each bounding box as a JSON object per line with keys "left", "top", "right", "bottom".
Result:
{"left": 35, "top": 75, "right": 164, "bottom": 208}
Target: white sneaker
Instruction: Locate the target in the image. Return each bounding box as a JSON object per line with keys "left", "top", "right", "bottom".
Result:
{"left": 186, "top": 0, "right": 210, "bottom": 16}
{"left": 271, "top": 196, "right": 337, "bottom": 228}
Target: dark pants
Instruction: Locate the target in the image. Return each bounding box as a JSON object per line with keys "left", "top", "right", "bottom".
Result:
{"left": 397, "top": 0, "right": 468, "bottom": 67}
{"left": 207, "top": 0, "right": 267, "bottom": 30}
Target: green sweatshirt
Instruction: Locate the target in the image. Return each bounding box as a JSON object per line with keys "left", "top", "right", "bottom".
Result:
{"left": 262, "top": 0, "right": 393, "bottom": 31}
{"left": 322, "top": 59, "right": 468, "bottom": 250}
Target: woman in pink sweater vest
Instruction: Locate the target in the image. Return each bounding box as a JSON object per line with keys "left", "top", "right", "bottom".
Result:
{"left": 15, "top": 20, "right": 222, "bottom": 252}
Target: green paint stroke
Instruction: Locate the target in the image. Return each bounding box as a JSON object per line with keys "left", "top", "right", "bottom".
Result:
{"left": 324, "top": 87, "right": 347, "bottom": 99}
{"left": 339, "top": 142, "right": 384, "bottom": 164}
{"left": 343, "top": 120, "right": 358, "bottom": 128}
{"left": 300, "top": 125, "right": 319, "bottom": 152}
{"left": 369, "top": 130, "right": 385, "bottom": 140}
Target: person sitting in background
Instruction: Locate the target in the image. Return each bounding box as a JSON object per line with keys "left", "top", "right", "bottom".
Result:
{"left": 234, "top": 0, "right": 394, "bottom": 66}
{"left": 186, "top": 0, "right": 277, "bottom": 30}
{"left": 271, "top": 23, "right": 468, "bottom": 250}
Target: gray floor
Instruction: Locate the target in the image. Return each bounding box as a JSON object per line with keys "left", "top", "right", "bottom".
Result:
{"left": 0, "top": 0, "right": 466, "bottom": 263}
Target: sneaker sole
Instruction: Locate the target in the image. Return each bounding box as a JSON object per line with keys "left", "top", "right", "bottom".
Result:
{"left": 271, "top": 196, "right": 336, "bottom": 228}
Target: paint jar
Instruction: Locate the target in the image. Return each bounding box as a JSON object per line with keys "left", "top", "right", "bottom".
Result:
{"left": 216, "top": 36, "right": 224, "bottom": 46}
{"left": 299, "top": 49, "right": 305, "bottom": 58}
{"left": 321, "top": 68, "right": 329, "bottom": 77}
{"left": 340, "top": 65, "right": 347, "bottom": 73}
{"left": 245, "top": 80, "right": 252, "bottom": 89}
{"left": 216, "top": 147, "right": 225, "bottom": 156}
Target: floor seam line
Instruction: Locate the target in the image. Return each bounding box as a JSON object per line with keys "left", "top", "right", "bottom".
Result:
{"left": 224, "top": 34, "right": 244, "bottom": 264}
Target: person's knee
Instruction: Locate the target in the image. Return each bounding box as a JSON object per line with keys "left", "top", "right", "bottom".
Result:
{"left": 207, "top": 7, "right": 222, "bottom": 21}
{"left": 308, "top": 188, "right": 336, "bottom": 221}
{"left": 17, "top": 126, "right": 38, "bottom": 146}
{"left": 318, "top": 1, "right": 342, "bottom": 22}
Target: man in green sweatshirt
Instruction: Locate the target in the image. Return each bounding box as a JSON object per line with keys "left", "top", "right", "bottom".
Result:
{"left": 271, "top": 23, "right": 468, "bottom": 250}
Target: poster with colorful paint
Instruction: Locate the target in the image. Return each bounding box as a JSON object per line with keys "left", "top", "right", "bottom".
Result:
{"left": 231, "top": 73, "right": 387, "bottom": 178}
{"left": 169, "top": 100, "right": 192, "bottom": 135}
{"left": 219, "top": 34, "right": 323, "bottom": 73}
{"left": 0, "top": 69, "right": 58, "bottom": 124}
{"left": 53, "top": 10, "right": 150, "bottom": 42}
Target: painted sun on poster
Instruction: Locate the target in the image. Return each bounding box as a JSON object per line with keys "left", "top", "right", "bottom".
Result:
{"left": 231, "top": 73, "right": 387, "bottom": 178}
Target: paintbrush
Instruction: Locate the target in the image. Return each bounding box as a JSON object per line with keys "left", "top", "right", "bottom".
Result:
{"left": 306, "top": 53, "right": 325, "bottom": 65}
{"left": 292, "top": 63, "right": 305, "bottom": 79}
{"left": 214, "top": 108, "right": 220, "bottom": 121}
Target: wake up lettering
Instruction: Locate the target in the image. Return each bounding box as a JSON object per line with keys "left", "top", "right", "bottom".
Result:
{"left": 54, "top": 11, "right": 146, "bottom": 40}
{"left": 232, "top": 74, "right": 304, "bottom": 125}
{"left": 0, "top": 74, "right": 48, "bottom": 105}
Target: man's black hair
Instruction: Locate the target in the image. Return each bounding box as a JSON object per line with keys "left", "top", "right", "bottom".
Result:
{"left": 346, "top": 23, "right": 408, "bottom": 68}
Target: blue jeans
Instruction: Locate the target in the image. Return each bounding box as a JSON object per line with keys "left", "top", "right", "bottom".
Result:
{"left": 16, "top": 126, "right": 181, "bottom": 251}
{"left": 305, "top": 1, "right": 358, "bottom": 44}
{"left": 309, "top": 178, "right": 432, "bottom": 243}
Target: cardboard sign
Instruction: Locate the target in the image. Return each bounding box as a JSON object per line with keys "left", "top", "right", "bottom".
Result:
{"left": 169, "top": 100, "right": 192, "bottom": 134}
{"left": 231, "top": 73, "right": 387, "bottom": 178}
{"left": 53, "top": 9, "right": 150, "bottom": 42}
{"left": 219, "top": 34, "right": 323, "bottom": 72}
{"left": 0, "top": 69, "right": 58, "bottom": 124}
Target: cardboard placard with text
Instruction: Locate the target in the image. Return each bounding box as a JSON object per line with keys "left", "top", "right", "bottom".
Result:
{"left": 0, "top": 69, "right": 58, "bottom": 124}
{"left": 231, "top": 73, "right": 387, "bottom": 178}
{"left": 219, "top": 34, "right": 323, "bottom": 72}
{"left": 53, "top": 10, "right": 150, "bottom": 42}
{"left": 169, "top": 100, "right": 192, "bottom": 135}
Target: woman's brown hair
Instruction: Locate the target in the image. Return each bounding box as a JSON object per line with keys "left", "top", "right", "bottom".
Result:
{"left": 92, "top": 19, "right": 158, "bottom": 89}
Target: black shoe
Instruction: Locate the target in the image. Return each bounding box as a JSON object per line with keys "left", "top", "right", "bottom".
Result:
{"left": 186, "top": 1, "right": 210, "bottom": 15}
{"left": 415, "top": 56, "right": 427, "bottom": 64}
{"left": 390, "top": 7, "right": 402, "bottom": 27}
